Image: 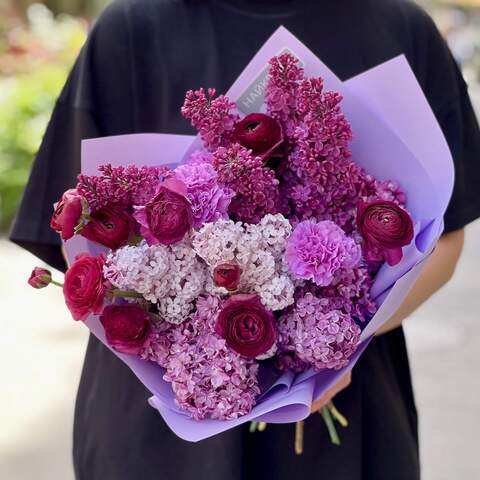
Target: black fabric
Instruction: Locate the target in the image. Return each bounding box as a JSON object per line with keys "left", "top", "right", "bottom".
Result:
{"left": 9, "top": 0, "right": 480, "bottom": 478}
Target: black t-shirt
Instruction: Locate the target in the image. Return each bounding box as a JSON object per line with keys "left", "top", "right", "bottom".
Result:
{"left": 10, "top": 1, "right": 480, "bottom": 479}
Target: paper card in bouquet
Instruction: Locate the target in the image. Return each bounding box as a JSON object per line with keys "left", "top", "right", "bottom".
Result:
{"left": 61, "top": 27, "right": 454, "bottom": 441}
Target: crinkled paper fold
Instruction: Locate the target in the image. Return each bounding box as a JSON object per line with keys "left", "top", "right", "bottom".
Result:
{"left": 64, "top": 27, "right": 454, "bottom": 441}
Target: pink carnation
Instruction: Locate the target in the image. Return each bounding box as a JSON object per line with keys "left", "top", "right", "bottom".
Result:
{"left": 174, "top": 162, "right": 233, "bottom": 227}
{"left": 285, "top": 220, "right": 361, "bottom": 286}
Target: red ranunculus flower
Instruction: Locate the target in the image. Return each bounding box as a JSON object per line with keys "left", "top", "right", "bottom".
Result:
{"left": 81, "top": 205, "right": 133, "bottom": 250}
{"left": 63, "top": 253, "right": 106, "bottom": 320}
{"left": 213, "top": 263, "right": 242, "bottom": 290}
{"left": 28, "top": 267, "right": 52, "bottom": 289}
{"left": 233, "top": 113, "right": 283, "bottom": 161}
{"left": 357, "top": 200, "right": 414, "bottom": 266}
{"left": 100, "top": 304, "right": 152, "bottom": 355}
{"left": 50, "top": 189, "right": 83, "bottom": 240}
{"left": 215, "top": 294, "right": 276, "bottom": 359}
{"left": 133, "top": 178, "right": 193, "bottom": 245}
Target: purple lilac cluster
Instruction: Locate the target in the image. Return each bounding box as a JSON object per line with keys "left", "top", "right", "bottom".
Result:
{"left": 212, "top": 144, "right": 281, "bottom": 223}
{"left": 77, "top": 164, "right": 171, "bottom": 212}
{"left": 277, "top": 292, "right": 361, "bottom": 371}
{"left": 181, "top": 88, "right": 239, "bottom": 150}
{"left": 145, "top": 296, "right": 260, "bottom": 420}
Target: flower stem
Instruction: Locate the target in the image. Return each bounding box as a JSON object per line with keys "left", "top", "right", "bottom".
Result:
{"left": 328, "top": 400, "right": 348, "bottom": 427}
{"left": 111, "top": 290, "right": 144, "bottom": 299}
{"left": 321, "top": 406, "right": 341, "bottom": 445}
{"left": 50, "top": 279, "right": 64, "bottom": 288}
{"left": 257, "top": 422, "right": 267, "bottom": 432}
{"left": 295, "top": 420, "right": 304, "bottom": 455}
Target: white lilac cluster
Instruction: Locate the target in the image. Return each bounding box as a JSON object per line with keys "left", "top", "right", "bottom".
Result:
{"left": 103, "top": 240, "right": 206, "bottom": 324}
{"left": 192, "top": 214, "right": 294, "bottom": 311}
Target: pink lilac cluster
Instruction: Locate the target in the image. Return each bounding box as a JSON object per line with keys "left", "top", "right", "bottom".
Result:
{"left": 77, "top": 164, "right": 171, "bottom": 212}
{"left": 212, "top": 144, "right": 281, "bottom": 223}
{"left": 103, "top": 240, "right": 206, "bottom": 324}
{"left": 192, "top": 216, "right": 295, "bottom": 311}
{"left": 174, "top": 162, "right": 233, "bottom": 227}
{"left": 297, "top": 266, "right": 376, "bottom": 324}
{"left": 147, "top": 296, "right": 260, "bottom": 420}
{"left": 181, "top": 88, "right": 239, "bottom": 150}
{"left": 285, "top": 220, "right": 361, "bottom": 287}
{"left": 277, "top": 292, "right": 361, "bottom": 372}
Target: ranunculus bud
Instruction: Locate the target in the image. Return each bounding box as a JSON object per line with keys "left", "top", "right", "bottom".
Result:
{"left": 28, "top": 267, "right": 52, "bottom": 289}
{"left": 213, "top": 263, "right": 242, "bottom": 290}
{"left": 215, "top": 294, "right": 276, "bottom": 359}
{"left": 233, "top": 113, "right": 283, "bottom": 161}
{"left": 133, "top": 177, "right": 193, "bottom": 245}
{"left": 50, "top": 189, "right": 84, "bottom": 240}
{"left": 63, "top": 253, "right": 106, "bottom": 321}
{"left": 81, "top": 205, "right": 133, "bottom": 250}
{"left": 100, "top": 304, "right": 151, "bottom": 355}
{"left": 357, "top": 200, "right": 414, "bottom": 266}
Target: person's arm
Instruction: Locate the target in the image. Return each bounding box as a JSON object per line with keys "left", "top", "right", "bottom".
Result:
{"left": 376, "top": 227, "right": 465, "bottom": 335}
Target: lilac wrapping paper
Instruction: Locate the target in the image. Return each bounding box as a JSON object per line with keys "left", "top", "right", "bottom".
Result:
{"left": 64, "top": 27, "right": 454, "bottom": 441}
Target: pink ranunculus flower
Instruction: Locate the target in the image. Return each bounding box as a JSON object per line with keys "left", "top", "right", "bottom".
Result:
{"left": 213, "top": 262, "right": 242, "bottom": 291}
{"left": 133, "top": 177, "right": 193, "bottom": 245}
{"left": 63, "top": 253, "right": 106, "bottom": 321}
{"left": 100, "top": 304, "right": 152, "bottom": 355}
{"left": 28, "top": 267, "right": 52, "bottom": 289}
{"left": 357, "top": 200, "right": 414, "bottom": 266}
{"left": 81, "top": 205, "right": 133, "bottom": 250}
{"left": 215, "top": 294, "right": 276, "bottom": 359}
{"left": 50, "top": 189, "right": 84, "bottom": 240}
{"left": 233, "top": 113, "right": 284, "bottom": 161}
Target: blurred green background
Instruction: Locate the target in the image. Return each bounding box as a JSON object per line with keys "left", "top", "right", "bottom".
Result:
{"left": 0, "top": 0, "right": 479, "bottom": 232}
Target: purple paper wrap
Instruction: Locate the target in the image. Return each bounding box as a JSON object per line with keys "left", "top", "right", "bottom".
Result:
{"left": 63, "top": 27, "right": 454, "bottom": 441}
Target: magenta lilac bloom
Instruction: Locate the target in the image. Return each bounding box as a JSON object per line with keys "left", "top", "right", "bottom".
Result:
{"left": 213, "top": 144, "right": 281, "bottom": 224}
{"left": 77, "top": 164, "right": 172, "bottom": 212}
{"left": 181, "top": 88, "right": 239, "bottom": 150}
{"left": 285, "top": 220, "right": 361, "bottom": 286}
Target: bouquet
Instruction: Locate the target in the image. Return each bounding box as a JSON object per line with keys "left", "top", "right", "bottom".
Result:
{"left": 28, "top": 28, "right": 454, "bottom": 444}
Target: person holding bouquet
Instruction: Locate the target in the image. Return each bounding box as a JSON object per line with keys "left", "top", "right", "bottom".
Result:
{"left": 11, "top": 0, "right": 480, "bottom": 479}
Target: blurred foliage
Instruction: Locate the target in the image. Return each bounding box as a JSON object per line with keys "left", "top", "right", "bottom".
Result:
{"left": 0, "top": 3, "right": 87, "bottom": 231}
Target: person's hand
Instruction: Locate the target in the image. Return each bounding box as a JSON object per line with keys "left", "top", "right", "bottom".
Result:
{"left": 310, "top": 372, "right": 351, "bottom": 413}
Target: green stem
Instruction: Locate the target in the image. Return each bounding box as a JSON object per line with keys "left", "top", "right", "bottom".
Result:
{"left": 111, "top": 290, "right": 144, "bottom": 299}
{"left": 321, "top": 406, "right": 341, "bottom": 445}
{"left": 257, "top": 422, "right": 267, "bottom": 432}
{"left": 327, "top": 400, "right": 349, "bottom": 428}
{"left": 50, "top": 279, "right": 64, "bottom": 288}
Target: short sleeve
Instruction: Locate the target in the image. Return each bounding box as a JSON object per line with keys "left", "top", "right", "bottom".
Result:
{"left": 437, "top": 87, "right": 480, "bottom": 233}
{"left": 408, "top": 7, "right": 480, "bottom": 233}
{"left": 9, "top": 1, "right": 133, "bottom": 271}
